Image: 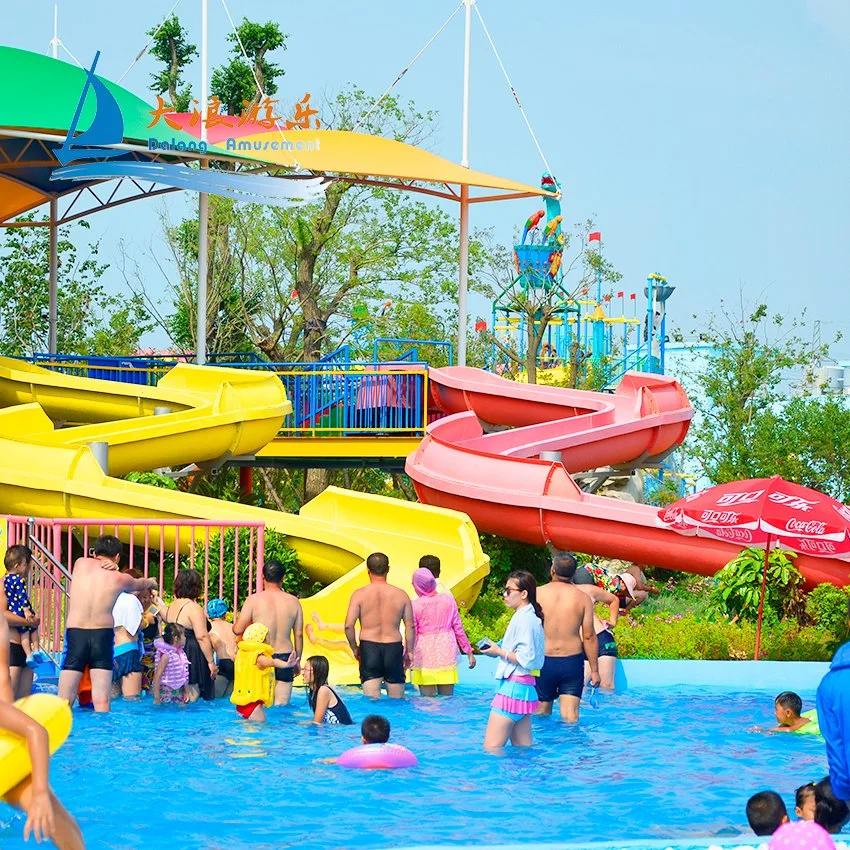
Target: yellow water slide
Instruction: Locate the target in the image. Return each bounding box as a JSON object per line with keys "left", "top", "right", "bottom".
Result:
{"left": 0, "top": 357, "right": 489, "bottom": 683}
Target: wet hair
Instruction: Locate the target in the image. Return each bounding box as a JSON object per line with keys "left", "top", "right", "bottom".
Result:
{"left": 775, "top": 691, "right": 803, "bottom": 716}
{"left": 93, "top": 535, "right": 122, "bottom": 560}
{"left": 263, "top": 559, "right": 286, "bottom": 585}
{"left": 796, "top": 782, "right": 815, "bottom": 811}
{"left": 361, "top": 714, "right": 390, "bottom": 744}
{"left": 173, "top": 569, "right": 202, "bottom": 601}
{"left": 366, "top": 553, "right": 389, "bottom": 576}
{"left": 4, "top": 545, "right": 32, "bottom": 573}
{"left": 508, "top": 570, "right": 544, "bottom": 625}
{"left": 163, "top": 623, "right": 185, "bottom": 646}
{"left": 124, "top": 568, "right": 143, "bottom": 579}
{"left": 814, "top": 776, "right": 850, "bottom": 834}
{"left": 419, "top": 555, "right": 441, "bottom": 578}
{"left": 305, "top": 656, "right": 330, "bottom": 711}
{"left": 552, "top": 553, "right": 578, "bottom": 580}
{"left": 746, "top": 791, "right": 788, "bottom": 836}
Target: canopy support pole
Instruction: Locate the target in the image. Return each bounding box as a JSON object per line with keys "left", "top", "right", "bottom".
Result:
{"left": 458, "top": 187, "right": 470, "bottom": 367}
{"left": 196, "top": 0, "right": 209, "bottom": 365}
{"left": 457, "top": 0, "right": 474, "bottom": 366}
{"left": 48, "top": 199, "right": 58, "bottom": 355}
{"left": 754, "top": 536, "right": 771, "bottom": 661}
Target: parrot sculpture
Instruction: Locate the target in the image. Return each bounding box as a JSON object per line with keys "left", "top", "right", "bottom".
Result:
{"left": 544, "top": 215, "right": 563, "bottom": 242}
{"left": 522, "top": 209, "right": 545, "bottom": 245}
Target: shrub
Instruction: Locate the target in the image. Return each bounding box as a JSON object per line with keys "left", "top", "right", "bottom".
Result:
{"left": 616, "top": 612, "right": 842, "bottom": 661}
{"left": 806, "top": 583, "right": 850, "bottom": 636}
{"left": 460, "top": 585, "right": 513, "bottom": 644}
{"left": 124, "top": 471, "right": 178, "bottom": 490}
{"left": 709, "top": 548, "right": 804, "bottom": 624}
{"left": 478, "top": 534, "right": 550, "bottom": 589}
{"left": 192, "top": 527, "right": 310, "bottom": 604}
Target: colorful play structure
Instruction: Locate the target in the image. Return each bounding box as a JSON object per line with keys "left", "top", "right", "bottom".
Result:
{"left": 0, "top": 46, "right": 847, "bottom": 688}
{"left": 486, "top": 174, "right": 675, "bottom": 387}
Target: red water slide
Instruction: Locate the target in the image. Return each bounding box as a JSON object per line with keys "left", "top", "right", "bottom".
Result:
{"left": 406, "top": 368, "right": 850, "bottom": 588}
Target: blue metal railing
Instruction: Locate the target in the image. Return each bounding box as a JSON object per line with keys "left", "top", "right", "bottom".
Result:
{"left": 372, "top": 338, "right": 454, "bottom": 366}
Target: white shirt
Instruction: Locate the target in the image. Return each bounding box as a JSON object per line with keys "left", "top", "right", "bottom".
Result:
{"left": 112, "top": 592, "right": 143, "bottom": 636}
{"left": 494, "top": 603, "right": 545, "bottom": 680}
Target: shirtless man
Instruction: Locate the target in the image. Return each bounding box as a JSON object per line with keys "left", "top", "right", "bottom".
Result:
{"left": 1, "top": 545, "right": 38, "bottom": 699}
{"left": 233, "top": 560, "right": 303, "bottom": 706}
{"left": 1, "top": 602, "right": 86, "bottom": 849}
{"left": 574, "top": 580, "right": 620, "bottom": 690}
{"left": 535, "top": 553, "right": 600, "bottom": 723}
{"left": 344, "top": 553, "right": 414, "bottom": 699}
{"left": 57, "top": 536, "right": 156, "bottom": 713}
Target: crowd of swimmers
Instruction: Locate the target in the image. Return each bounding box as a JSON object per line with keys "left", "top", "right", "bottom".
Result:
{"left": 2, "top": 534, "right": 848, "bottom": 847}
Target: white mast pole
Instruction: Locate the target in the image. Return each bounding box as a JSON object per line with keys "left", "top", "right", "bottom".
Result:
{"left": 457, "top": 0, "right": 474, "bottom": 367}
{"left": 196, "top": 0, "right": 209, "bottom": 364}
{"left": 48, "top": 1, "right": 59, "bottom": 355}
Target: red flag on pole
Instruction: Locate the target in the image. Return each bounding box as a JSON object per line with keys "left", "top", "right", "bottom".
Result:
{"left": 629, "top": 293, "right": 636, "bottom": 300}
{"left": 617, "top": 291, "right": 624, "bottom": 298}
{"left": 474, "top": 320, "right": 487, "bottom": 332}
{"left": 588, "top": 231, "right": 601, "bottom": 242}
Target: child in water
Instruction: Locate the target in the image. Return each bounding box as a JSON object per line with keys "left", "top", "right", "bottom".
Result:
{"left": 153, "top": 624, "right": 190, "bottom": 705}
{"left": 231, "top": 622, "right": 296, "bottom": 722}
{"left": 303, "top": 656, "right": 353, "bottom": 725}
{"left": 770, "top": 691, "right": 818, "bottom": 733}
{"left": 3, "top": 546, "right": 49, "bottom": 668}
{"left": 796, "top": 783, "right": 816, "bottom": 821}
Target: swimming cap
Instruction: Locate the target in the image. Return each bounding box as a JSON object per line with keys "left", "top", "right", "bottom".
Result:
{"left": 243, "top": 623, "right": 269, "bottom": 644}
{"left": 207, "top": 598, "right": 228, "bottom": 620}
{"left": 412, "top": 568, "right": 437, "bottom": 597}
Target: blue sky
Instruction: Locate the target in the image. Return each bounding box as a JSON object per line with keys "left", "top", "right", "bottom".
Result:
{"left": 5, "top": 0, "right": 850, "bottom": 357}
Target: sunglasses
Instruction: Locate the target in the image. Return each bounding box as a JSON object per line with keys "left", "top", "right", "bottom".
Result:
{"left": 503, "top": 586, "right": 519, "bottom": 597}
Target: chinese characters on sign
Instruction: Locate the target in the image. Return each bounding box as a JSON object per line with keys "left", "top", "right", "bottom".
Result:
{"left": 147, "top": 93, "right": 321, "bottom": 131}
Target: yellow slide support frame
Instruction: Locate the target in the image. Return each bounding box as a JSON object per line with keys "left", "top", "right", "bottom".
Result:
{"left": 0, "top": 358, "right": 489, "bottom": 684}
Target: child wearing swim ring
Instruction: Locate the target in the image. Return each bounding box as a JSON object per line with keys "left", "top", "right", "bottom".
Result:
{"left": 231, "top": 622, "right": 296, "bottom": 722}
{"left": 303, "top": 656, "right": 353, "bottom": 725}
{"left": 153, "top": 624, "right": 190, "bottom": 705}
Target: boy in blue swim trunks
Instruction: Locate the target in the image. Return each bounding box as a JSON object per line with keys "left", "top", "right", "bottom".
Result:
{"left": 535, "top": 554, "right": 600, "bottom": 723}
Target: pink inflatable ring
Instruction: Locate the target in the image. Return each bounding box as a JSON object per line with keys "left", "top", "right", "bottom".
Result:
{"left": 337, "top": 743, "right": 418, "bottom": 770}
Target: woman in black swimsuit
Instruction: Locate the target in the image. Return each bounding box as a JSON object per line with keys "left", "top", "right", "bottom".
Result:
{"left": 164, "top": 570, "right": 217, "bottom": 702}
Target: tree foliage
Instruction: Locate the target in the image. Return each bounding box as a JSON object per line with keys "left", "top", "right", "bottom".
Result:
{"left": 0, "top": 217, "right": 152, "bottom": 357}
{"left": 682, "top": 297, "right": 833, "bottom": 484}
{"left": 211, "top": 19, "right": 287, "bottom": 114}
{"left": 147, "top": 15, "right": 198, "bottom": 111}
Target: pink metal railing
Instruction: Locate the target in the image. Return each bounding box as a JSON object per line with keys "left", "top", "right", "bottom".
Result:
{"left": 5, "top": 516, "right": 266, "bottom": 657}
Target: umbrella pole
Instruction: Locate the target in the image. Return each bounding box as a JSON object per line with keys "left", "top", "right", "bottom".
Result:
{"left": 754, "top": 536, "right": 771, "bottom": 660}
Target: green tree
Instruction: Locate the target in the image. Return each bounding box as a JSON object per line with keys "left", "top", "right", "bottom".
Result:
{"left": 147, "top": 15, "right": 198, "bottom": 111}
{"left": 749, "top": 397, "right": 850, "bottom": 501}
{"left": 211, "top": 19, "right": 287, "bottom": 114}
{"left": 683, "top": 299, "right": 832, "bottom": 484}
{"left": 0, "top": 217, "right": 152, "bottom": 356}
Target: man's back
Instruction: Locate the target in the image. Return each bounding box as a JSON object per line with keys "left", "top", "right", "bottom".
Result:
{"left": 67, "top": 558, "right": 124, "bottom": 629}
{"left": 354, "top": 582, "right": 410, "bottom": 642}
{"left": 537, "top": 582, "right": 591, "bottom": 656}
{"left": 244, "top": 588, "right": 300, "bottom": 652}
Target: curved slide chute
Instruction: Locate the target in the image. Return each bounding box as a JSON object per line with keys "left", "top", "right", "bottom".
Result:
{"left": 407, "top": 367, "right": 850, "bottom": 588}
{"left": 0, "top": 357, "right": 489, "bottom": 684}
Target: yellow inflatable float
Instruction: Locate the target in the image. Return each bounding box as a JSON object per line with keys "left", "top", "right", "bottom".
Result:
{"left": 0, "top": 694, "right": 72, "bottom": 797}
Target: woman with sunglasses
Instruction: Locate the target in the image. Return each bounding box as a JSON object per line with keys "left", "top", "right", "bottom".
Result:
{"left": 480, "top": 570, "right": 546, "bottom": 750}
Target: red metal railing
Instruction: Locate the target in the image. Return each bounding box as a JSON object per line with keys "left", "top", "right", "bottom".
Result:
{"left": 5, "top": 516, "right": 265, "bottom": 657}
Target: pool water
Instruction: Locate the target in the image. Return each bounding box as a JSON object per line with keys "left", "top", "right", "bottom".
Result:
{"left": 0, "top": 686, "right": 832, "bottom": 850}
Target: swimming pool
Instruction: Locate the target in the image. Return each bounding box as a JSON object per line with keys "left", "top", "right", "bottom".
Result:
{"left": 0, "top": 685, "right": 834, "bottom": 850}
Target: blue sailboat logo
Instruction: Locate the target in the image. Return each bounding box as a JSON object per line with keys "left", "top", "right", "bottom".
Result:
{"left": 51, "top": 52, "right": 326, "bottom": 206}
{"left": 54, "top": 51, "right": 127, "bottom": 167}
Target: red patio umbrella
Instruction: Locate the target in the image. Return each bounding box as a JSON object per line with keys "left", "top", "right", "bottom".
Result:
{"left": 657, "top": 475, "right": 850, "bottom": 659}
